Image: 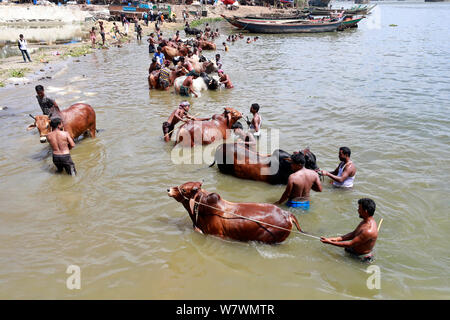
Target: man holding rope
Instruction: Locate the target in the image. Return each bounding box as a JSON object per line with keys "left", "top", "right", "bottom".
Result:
{"left": 321, "top": 198, "right": 378, "bottom": 262}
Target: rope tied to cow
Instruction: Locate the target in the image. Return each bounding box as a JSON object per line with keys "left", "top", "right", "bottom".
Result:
{"left": 176, "top": 186, "right": 322, "bottom": 241}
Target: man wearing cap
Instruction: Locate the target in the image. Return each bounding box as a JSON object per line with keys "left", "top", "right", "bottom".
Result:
{"left": 162, "top": 102, "right": 209, "bottom": 142}
{"left": 159, "top": 60, "right": 172, "bottom": 90}
{"left": 218, "top": 70, "right": 233, "bottom": 89}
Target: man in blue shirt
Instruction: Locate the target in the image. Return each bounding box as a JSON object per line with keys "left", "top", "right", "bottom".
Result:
{"left": 153, "top": 46, "right": 165, "bottom": 68}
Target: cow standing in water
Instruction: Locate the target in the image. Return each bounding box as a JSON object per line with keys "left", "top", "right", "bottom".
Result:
{"left": 27, "top": 103, "right": 96, "bottom": 143}
{"left": 168, "top": 181, "right": 303, "bottom": 244}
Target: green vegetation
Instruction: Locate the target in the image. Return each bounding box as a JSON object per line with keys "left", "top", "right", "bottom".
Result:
{"left": 9, "top": 68, "right": 30, "bottom": 78}
{"left": 389, "top": 24, "right": 398, "bottom": 27}
{"left": 190, "top": 17, "right": 223, "bottom": 28}
{"left": 0, "top": 82, "right": 4, "bottom": 88}
{"left": 63, "top": 45, "right": 92, "bottom": 58}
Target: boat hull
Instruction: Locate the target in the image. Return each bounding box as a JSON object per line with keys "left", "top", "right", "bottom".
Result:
{"left": 237, "top": 19, "right": 343, "bottom": 34}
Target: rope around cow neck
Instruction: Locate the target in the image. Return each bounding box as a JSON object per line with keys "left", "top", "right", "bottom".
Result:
{"left": 176, "top": 186, "right": 322, "bottom": 240}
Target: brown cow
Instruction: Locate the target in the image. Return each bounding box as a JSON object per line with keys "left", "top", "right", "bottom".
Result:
{"left": 162, "top": 45, "right": 190, "bottom": 60}
{"left": 211, "top": 145, "right": 319, "bottom": 185}
{"left": 197, "top": 40, "right": 216, "bottom": 51}
{"left": 175, "top": 107, "right": 242, "bottom": 147}
{"left": 168, "top": 181, "right": 302, "bottom": 244}
{"left": 27, "top": 103, "right": 96, "bottom": 143}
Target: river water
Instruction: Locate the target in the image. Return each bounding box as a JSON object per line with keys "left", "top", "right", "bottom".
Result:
{"left": 0, "top": 2, "right": 449, "bottom": 299}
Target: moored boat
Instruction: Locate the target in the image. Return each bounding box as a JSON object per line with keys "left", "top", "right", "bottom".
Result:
{"left": 233, "top": 17, "right": 344, "bottom": 34}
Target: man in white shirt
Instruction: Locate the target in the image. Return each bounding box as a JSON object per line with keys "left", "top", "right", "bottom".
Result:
{"left": 18, "top": 34, "right": 32, "bottom": 63}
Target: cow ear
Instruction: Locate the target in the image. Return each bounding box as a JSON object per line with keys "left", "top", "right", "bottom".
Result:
{"left": 27, "top": 124, "right": 36, "bottom": 131}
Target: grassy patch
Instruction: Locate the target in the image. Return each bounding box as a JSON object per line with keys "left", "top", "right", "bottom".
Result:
{"left": 190, "top": 17, "right": 223, "bottom": 28}
{"left": 389, "top": 24, "right": 398, "bottom": 27}
{"left": 9, "top": 68, "right": 30, "bottom": 78}
{"left": 0, "top": 82, "right": 4, "bottom": 88}
{"left": 63, "top": 45, "right": 92, "bottom": 58}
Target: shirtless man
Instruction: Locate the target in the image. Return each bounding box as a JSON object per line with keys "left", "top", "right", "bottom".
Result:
{"left": 179, "top": 56, "right": 195, "bottom": 76}
{"left": 218, "top": 70, "right": 233, "bottom": 89}
{"left": 321, "top": 147, "right": 356, "bottom": 188}
{"left": 162, "top": 102, "right": 209, "bottom": 142}
{"left": 247, "top": 103, "right": 261, "bottom": 137}
{"left": 178, "top": 74, "right": 199, "bottom": 97}
{"left": 46, "top": 118, "right": 76, "bottom": 175}
{"left": 149, "top": 57, "right": 159, "bottom": 74}
{"left": 274, "top": 152, "right": 322, "bottom": 210}
{"left": 321, "top": 198, "right": 378, "bottom": 262}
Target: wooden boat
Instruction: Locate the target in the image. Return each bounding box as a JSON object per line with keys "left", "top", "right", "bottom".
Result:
{"left": 305, "top": 4, "right": 376, "bottom": 16}
{"left": 233, "top": 17, "right": 344, "bottom": 34}
{"left": 221, "top": 14, "right": 246, "bottom": 29}
{"left": 337, "top": 16, "right": 365, "bottom": 31}
{"left": 308, "top": 0, "right": 332, "bottom": 7}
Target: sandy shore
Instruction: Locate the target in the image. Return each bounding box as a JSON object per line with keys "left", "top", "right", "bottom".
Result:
{"left": 0, "top": 3, "right": 293, "bottom": 88}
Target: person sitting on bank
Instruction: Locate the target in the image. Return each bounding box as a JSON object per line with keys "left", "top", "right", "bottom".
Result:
{"left": 46, "top": 117, "right": 76, "bottom": 176}
{"left": 320, "top": 147, "right": 356, "bottom": 188}
{"left": 274, "top": 152, "right": 322, "bottom": 210}
{"left": 321, "top": 198, "right": 378, "bottom": 262}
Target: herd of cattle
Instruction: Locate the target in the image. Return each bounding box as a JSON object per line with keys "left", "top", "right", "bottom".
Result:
{"left": 26, "top": 26, "right": 321, "bottom": 245}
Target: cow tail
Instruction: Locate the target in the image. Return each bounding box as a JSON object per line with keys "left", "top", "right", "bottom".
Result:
{"left": 209, "top": 160, "right": 216, "bottom": 167}
{"left": 290, "top": 214, "right": 302, "bottom": 233}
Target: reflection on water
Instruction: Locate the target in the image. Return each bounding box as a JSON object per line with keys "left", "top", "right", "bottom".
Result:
{"left": 0, "top": 2, "right": 449, "bottom": 299}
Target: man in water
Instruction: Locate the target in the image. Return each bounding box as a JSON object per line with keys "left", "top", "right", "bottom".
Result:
{"left": 162, "top": 102, "right": 209, "bottom": 142}
{"left": 321, "top": 198, "right": 378, "bottom": 262}
{"left": 147, "top": 33, "right": 156, "bottom": 54}
{"left": 218, "top": 70, "right": 233, "bottom": 89}
{"left": 247, "top": 103, "right": 261, "bottom": 137}
{"left": 320, "top": 147, "right": 356, "bottom": 188}
{"left": 46, "top": 117, "right": 76, "bottom": 175}
{"left": 158, "top": 60, "right": 171, "bottom": 90}
{"left": 231, "top": 122, "right": 256, "bottom": 150}
{"left": 35, "top": 85, "right": 60, "bottom": 118}
{"left": 154, "top": 46, "right": 165, "bottom": 67}
{"left": 136, "top": 23, "right": 142, "bottom": 41}
{"left": 274, "top": 152, "right": 322, "bottom": 210}
{"left": 178, "top": 74, "right": 199, "bottom": 97}
{"left": 215, "top": 53, "right": 222, "bottom": 70}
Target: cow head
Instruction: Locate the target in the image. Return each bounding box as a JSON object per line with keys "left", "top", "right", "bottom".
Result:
{"left": 223, "top": 107, "right": 242, "bottom": 128}
{"left": 200, "top": 72, "right": 219, "bottom": 90}
{"left": 27, "top": 114, "right": 51, "bottom": 143}
{"left": 167, "top": 181, "right": 203, "bottom": 203}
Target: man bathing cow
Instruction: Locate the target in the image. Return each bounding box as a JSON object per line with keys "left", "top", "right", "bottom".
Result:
{"left": 162, "top": 101, "right": 210, "bottom": 142}
{"left": 46, "top": 118, "right": 77, "bottom": 176}
{"left": 29, "top": 85, "right": 97, "bottom": 175}
{"left": 274, "top": 152, "right": 323, "bottom": 210}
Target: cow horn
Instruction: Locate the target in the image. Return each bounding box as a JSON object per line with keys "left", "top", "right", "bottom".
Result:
{"left": 29, "top": 114, "right": 35, "bottom": 120}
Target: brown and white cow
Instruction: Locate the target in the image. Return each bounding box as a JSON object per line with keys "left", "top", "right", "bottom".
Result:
{"left": 27, "top": 103, "right": 96, "bottom": 143}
